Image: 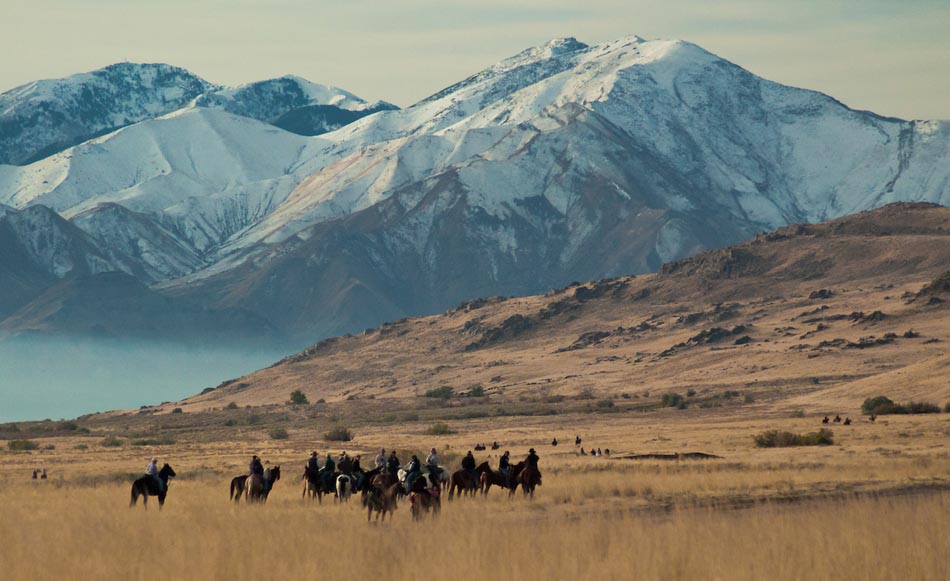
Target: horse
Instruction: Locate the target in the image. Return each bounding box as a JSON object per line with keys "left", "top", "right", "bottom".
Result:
{"left": 363, "top": 482, "right": 401, "bottom": 522}
{"left": 302, "top": 466, "right": 337, "bottom": 503}
{"left": 476, "top": 461, "right": 514, "bottom": 495}
{"left": 410, "top": 477, "right": 441, "bottom": 521}
{"left": 336, "top": 474, "right": 353, "bottom": 503}
{"left": 518, "top": 463, "right": 541, "bottom": 498}
{"left": 230, "top": 475, "right": 249, "bottom": 502}
{"left": 423, "top": 465, "right": 449, "bottom": 490}
{"left": 448, "top": 468, "right": 480, "bottom": 499}
{"left": 130, "top": 463, "right": 176, "bottom": 509}
{"left": 247, "top": 466, "right": 280, "bottom": 503}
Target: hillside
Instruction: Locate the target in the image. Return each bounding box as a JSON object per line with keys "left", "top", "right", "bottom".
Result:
{"left": 179, "top": 203, "right": 950, "bottom": 413}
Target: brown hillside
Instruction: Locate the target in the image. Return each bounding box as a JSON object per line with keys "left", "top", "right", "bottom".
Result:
{"left": 176, "top": 202, "right": 950, "bottom": 413}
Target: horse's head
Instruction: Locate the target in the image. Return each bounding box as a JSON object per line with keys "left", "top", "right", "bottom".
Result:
{"left": 271, "top": 466, "right": 281, "bottom": 481}
{"left": 161, "top": 464, "right": 177, "bottom": 479}
{"left": 475, "top": 461, "right": 491, "bottom": 473}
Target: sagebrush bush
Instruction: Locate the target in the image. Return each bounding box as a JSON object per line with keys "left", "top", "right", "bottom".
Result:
{"left": 288, "top": 390, "right": 309, "bottom": 405}
{"left": 7, "top": 439, "right": 39, "bottom": 451}
{"left": 862, "top": 396, "right": 941, "bottom": 415}
{"left": 324, "top": 426, "right": 353, "bottom": 441}
{"left": 269, "top": 427, "right": 289, "bottom": 440}
{"left": 425, "top": 386, "right": 454, "bottom": 399}
{"left": 100, "top": 436, "right": 123, "bottom": 447}
{"left": 425, "top": 422, "right": 455, "bottom": 435}
{"left": 661, "top": 393, "right": 684, "bottom": 408}
{"left": 753, "top": 428, "right": 834, "bottom": 448}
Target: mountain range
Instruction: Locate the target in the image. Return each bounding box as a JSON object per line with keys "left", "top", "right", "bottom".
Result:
{"left": 1, "top": 36, "right": 948, "bottom": 346}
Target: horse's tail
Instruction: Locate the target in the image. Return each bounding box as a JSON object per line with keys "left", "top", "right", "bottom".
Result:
{"left": 448, "top": 474, "right": 456, "bottom": 500}
{"left": 229, "top": 478, "right": 236, "bottom": 501}
{"left": 130, "top": 483, "right": 139, "bottom": 507}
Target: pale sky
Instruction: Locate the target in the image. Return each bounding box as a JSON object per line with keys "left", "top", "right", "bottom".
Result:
{"left": 3, "top": 0, "right": 949, "bottom": 119}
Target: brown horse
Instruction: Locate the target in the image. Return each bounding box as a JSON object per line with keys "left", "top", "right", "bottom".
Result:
{"left": 363, "top": 482, "right": 401, "bottom": 522}
{"left": 518, "top": 463, "right": 541, "bottom": 498}
{"left": 302, "top": 466, "right": 335, "bottom": 503}
{"left": 477, "top": 461, "right": 516, "bottom": 496}
{"left": 247, "top": 466, "right": 280, "bottom": 503}
{"left": 229, "top": 474, "right": 249, "bottom": 502}
{"left": 448, "top": 468, "right": 480, "bottom": 500}
{"left": 130, "top": 464, "right": 176, "bottom": 509}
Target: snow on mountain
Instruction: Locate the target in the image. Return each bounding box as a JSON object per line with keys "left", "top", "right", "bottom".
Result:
{"left": 0, "top": 107, "right": 316, "bottom": 255}
{"left": 1, "top": 36, "right": 948, "bottom": 343}
{"left": 0, "top": 63, "right": 214, "bottom": 165}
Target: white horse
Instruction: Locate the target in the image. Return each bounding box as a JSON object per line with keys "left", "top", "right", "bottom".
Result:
{"left": 336, "top": 474, "right": 353, "bottom": 503}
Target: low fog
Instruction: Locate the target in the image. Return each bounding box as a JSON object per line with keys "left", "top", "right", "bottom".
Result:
{"left": 0, "top": 337, "right": 288, "bottom": 422}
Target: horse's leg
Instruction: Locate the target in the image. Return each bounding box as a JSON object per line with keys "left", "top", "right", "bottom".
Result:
{"left": 158, "top": 492, "right": 165, "bottom": 510}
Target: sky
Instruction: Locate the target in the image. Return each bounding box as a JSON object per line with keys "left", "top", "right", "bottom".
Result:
{"left": 2, "top": 1, "right": 949, "bottom": 120}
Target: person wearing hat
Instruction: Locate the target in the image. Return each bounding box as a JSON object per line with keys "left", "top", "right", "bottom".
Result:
{"left": 338, "top": 451, "right": 353, "bottom": 475}
{"left": 146, "top": 457, "right": 164, "bottom": 492}
{"left": 461, "top": 450, "right": 477, "bottom": 486}
{"left": 526, "top": 448, "right": 539, "bottom": 468}
{"left": 306, "top": 451, "right": 320, "bottom": 473}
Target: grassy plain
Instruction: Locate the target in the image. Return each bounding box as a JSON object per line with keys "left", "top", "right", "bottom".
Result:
{"left": 3, "top": 408, "right": 950, "bottom": 580}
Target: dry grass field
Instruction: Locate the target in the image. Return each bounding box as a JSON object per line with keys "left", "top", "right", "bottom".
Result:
{"left": 3, "top": 204, "right": 950, "bottom": 580}
{"left": 3, "top": 408, "right": 950, "bottom": 580}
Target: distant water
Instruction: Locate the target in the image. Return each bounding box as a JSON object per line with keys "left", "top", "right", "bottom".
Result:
{"left": 0, "top": 337, "right": 287, "bottom": 422}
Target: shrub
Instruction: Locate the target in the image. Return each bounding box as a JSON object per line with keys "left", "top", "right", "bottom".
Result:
{"left": 596, "top": 399, "right": 615, "bottom": 409}
{"left": 862, "top": 396, "right": 942, "bottom": 415}
{"left": 425, "top": 386, "right": 454, "bottom": 399}
{"left": 753, "top": 428, "right": 834, "bottom": 448}
{"left": 269, "top": 427, "right": 289, "bottom": 440}
{"left": 74, "top": 444, "right": 89, "bottom": 450}
{"left": 324, "top": 426, "right": 353, "bottom": 442}
{"left": 545, "top": 395, "right": 566, "bottom": 404}
{"left": 791, "top": 409, "right": 806, "bottom": 418}
{"left": 171, "top": 408, "right": 183, "bottom": 414}
{"left": 132, "top": 436, "right": 176, "bottom": 446}
{"left": 744, "top": 394, "right": 755, "bottom": 404}
{"left": 58, "top": 421, "right": 79, "bottom": 431}
{"left": 862, "top": 396, "right": 896, "bottom": 415}
{"left": 226, "top": 402, "right": 239, "bottom": 410}
{"left": 100, "top": 436, "right": 123, "bottom": 447}
{"left": 468, "top": 386, "right": 485, "bottom": 397}
{"left": 661, "top": 393, "right": 684, "bottom": 408}
{"left": 289, "top": 390, "right": 309, "bottom": 405}
{"left": 7, "top": 439, "right": 38, "bottom": 451}
{"left": 576, "top": 387, "right": 596, "bottom": 400}
{"left": 686, "top": 388, "right": 697, "bottom": 397}
{"left": 425, "top": 422, "right": 455, "bottom": 435}
{"left": 223, "top": 418, "right": 238, "bottom": 427}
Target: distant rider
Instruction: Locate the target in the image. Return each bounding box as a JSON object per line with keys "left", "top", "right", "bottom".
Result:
{"left": 461, "top": 450, "right": 477, "bottom": 485}
{"left": 425, "top": 448, "right": 441, "bottom": 485}
{"left": 404, "top": 454, "right": 422, "bottom": 490}
{"left": 338, "top": 452, "right": 353, "bottom": 475}
{"left": 146, "top": 457, "right": 164, "bottom": 492}
{"left": 321, "top": 453, "right": 336, "bottom": 491}
{"left": 498, "top": 450, "right": 511, "bottom": 488}
{"left": 375, "top": 448, "right": 387, "bottom": 470}
{"left": 387, "top": 450, "right": 401, "bottom": 478}
{"left": 352, "top": 454, "right": 365, "bottom": 491}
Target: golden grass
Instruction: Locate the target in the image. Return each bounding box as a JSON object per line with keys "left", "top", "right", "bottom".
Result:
{"left": 1, "top": 477, "right": 947, "bottom": 581}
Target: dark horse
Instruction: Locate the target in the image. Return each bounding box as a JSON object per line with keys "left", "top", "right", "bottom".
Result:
{"left": 517, "top": 462, "right": 541, "bottom": 498}
{"left": 246, "top": 466, "right": 280, "bottom": 503}
{"left": 363, "top": 481, "right": 401, "bottom": 522}
{"left": 302, "top": 466, "right": 337, "bottom": 503}
{"left": 448, "top": 467, "right": 481, "bottom": 500}
{"left": 477, "top": 461, "right": 519, "bottom": 496}
{"left": 230, "top": 474, "right": 249, "bottom": 502}
{"left": 130, "top": 464, "right": 176, "bottom": 509}
{"left": 409, "top": 474, "right": 441, "bottom": 521}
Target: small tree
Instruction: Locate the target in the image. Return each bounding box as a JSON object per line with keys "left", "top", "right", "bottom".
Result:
{"left": 324, "top": 426, "right": 353, "bottom": 441}
{"left": 289, "top": 390, "right": 309, "bottom": 405}
{"left": 269, "top": 427, "right": 289, "bottom": 440}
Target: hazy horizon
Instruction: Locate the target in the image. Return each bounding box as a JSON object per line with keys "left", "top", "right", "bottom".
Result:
{"left": 2, "top": 1, "right": 949, "bottom": 120}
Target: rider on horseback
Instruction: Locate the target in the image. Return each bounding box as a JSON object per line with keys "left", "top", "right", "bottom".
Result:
{"left": 375, "top": 448, "right": 387, "bottom": 470}
{"left": 387, "top": 450, "right": 401, "bottom": 478}
{"left": 405, "top": 455, "right": 422, "bottom": 490}
{"left": 425, "top": 448, "right": 441, "bottom": 484}
{"left": 526, "top": 448, "right": 539, "bottom": 467}
{"left": 250, "top": 455, "right": 270, "bottom": 493}
{"left": 461, "top": 450, "right": 477, "bottom": 484}
{"left": 146, "top": 457, "right": 164, "bottom": 492}
{"left": 352, "top": 454, "right": 365, "bottom": 491}
{"left": 498, "top": 451, "right": 511, "bottom": 488}
{"left": 320, "top": 453, "right": 336, "bottom": 491}
{"left": 338, "top": 451, "right": 353, "bottom": 475}
{"left": 306, "top": 451, "right": 320, "bottom": 473}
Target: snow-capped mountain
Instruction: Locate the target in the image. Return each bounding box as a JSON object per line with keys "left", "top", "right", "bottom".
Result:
{"left": 0, "top": 64, "right": 395, "bottom": 167}
{"left": 0, "top": 63, "right": 213, "bottom": 165}
{"left": 1, "top": 36, "right": 948, "bottom": 344}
